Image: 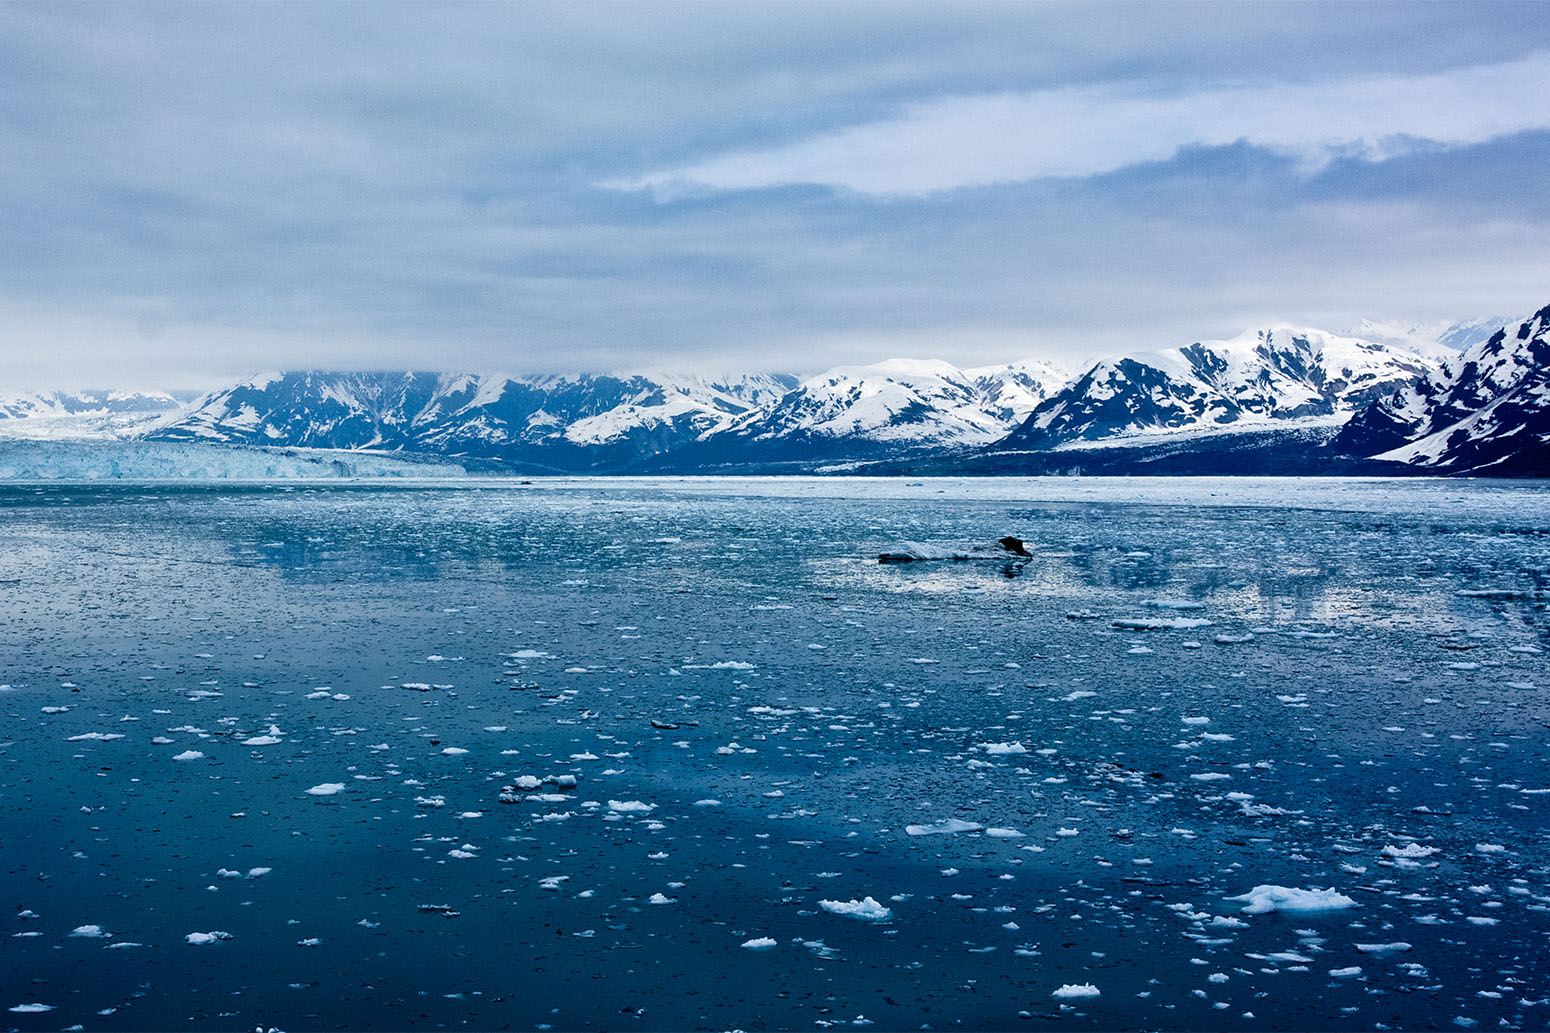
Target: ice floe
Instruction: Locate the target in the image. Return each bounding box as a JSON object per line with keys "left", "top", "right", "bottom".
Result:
{"left": 819, "top": 897, "right": 892, "bottom": 921}
{"left": 1228, "top": 886, "right": 1357, "bottom": 914}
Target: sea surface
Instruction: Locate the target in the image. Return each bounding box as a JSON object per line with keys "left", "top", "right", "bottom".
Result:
{"left": 3, "top": 476, "right": 1549, "bottom": 1031}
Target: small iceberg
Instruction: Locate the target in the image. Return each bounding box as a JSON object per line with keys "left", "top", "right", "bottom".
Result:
{"left": 819, "top": 897, "right": 892, "bottom": 921}
{"left": 1227, "top": 885, "right": 1357, "bottom": 914}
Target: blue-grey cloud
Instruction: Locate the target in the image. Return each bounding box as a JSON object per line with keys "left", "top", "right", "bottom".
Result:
{"left": 616, "top": 53, "right": 1550, "bottom": 196}
{"left": 1, "top": 2, "right": 1549, "bottom": 388}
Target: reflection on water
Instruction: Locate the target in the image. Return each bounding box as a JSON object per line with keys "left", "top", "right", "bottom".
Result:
{"left": 3, "top": 479, "right": 1549, "bottom": 1033}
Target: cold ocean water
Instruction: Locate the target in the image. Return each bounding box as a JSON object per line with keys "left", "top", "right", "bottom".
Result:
{"left": 3, "top": 476, "right": 1549, "bottom": 1032}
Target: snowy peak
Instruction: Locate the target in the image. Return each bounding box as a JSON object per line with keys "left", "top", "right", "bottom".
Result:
{"left": 1337, "top": 306, "right": 1550, "bottom": 474}
{"left": 1344, "top": 316, "right": 1506, "bottom": 363}
{"left": 998, "top": 327, "right": 1445, "bottom": 451}
{"left": 0, "top": 389, "right": 183, "bottom": 439}
{"left": 964, "top": 358, "right": 1072, "bottom": 426}
{"left": 152, "top": 369, "right": 805, "bottom": 464}
{"left": 722, "top": 357, "right": 1069, "bottom": 451}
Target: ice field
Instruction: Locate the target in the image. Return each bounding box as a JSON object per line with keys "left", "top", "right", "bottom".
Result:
{"left": 3, "top": 476, "right": 1549, "bottom": 1031}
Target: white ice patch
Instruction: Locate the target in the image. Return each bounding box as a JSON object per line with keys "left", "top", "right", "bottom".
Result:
{"left": 980, "top": 742, "right": 1028, "bottom": 755}
{"left": 1051, "top": 983, "right": 1101, "bottom": 999}
{"left": 305, "top": 783, "right": 346, "bottom": 796}
{"left": 185, "top": 931, "right": 233, "bottom": 945}
{"left": 607, "top": 800, "right": 656, "bottom": 814}
{"left": 172, "top": 750, "right": 204, "bottom": 761}
{"left": 819, "top": 897, "right": 892, "bottom": 921}
{"left": 905, "top": 819, "right": 983, "bottom": 836}
{"left": 1228, "top": 886, "right": 1357, "bottom": 914}
{"left": 741, "top": 936, "right": 777, "bottom": 950}
{"left": 69, "top": 924, "right": 109, "bottom": 938}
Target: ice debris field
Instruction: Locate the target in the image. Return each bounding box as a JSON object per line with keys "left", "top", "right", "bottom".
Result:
{"left": 2, "top": 476, "right": 1549, "bottom": 1031}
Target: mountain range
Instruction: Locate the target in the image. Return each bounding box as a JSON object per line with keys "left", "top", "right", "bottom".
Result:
{"left": 1, "top": 310, "right": 1544, "bottom": 476}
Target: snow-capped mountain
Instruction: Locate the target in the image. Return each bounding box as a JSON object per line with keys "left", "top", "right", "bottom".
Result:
{"left": 152, "top": 370, "right": 799, "bottom": 468}
{"left": 1334, "top": 306, "right": 1550, "bottom": 475}
{"left": 148, "top": 360, "right": 1070, "bottom": 470}
{"left": 995, "top": 327, "right": 1446, "bottom": 452}
{"left": 965, "top": 359, "right": 1071, "bottom": 425}
{"left": 725, "top": 360, "right": 1035, "bottom": 447}
{"left": 645, "top": 357, "right": 1073, "bottom": 469}
{"left": 10, "top": 312, "right": 1540, "bottom": 477}
{"left": 0, "top": 390, "right": 183, "bottom": 439}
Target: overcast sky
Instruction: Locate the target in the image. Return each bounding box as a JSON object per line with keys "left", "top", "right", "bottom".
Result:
{"left": 4, "top": 1, "right": 1550, "bottom": 389}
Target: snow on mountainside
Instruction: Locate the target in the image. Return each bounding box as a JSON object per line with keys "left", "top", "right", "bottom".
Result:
{"left": 1335, "top": 306, "right": 1550, "bottom": 475}
{"left": 996, "top": 327, "right": 1447, "bottom": 452}
{"left": 152, "top": 370, "right": 801, "bottom": 466}
{"left": 148, "top": 361, "right": 1069, "bottom": 468}
{"left": 716, "top": 358, "right": 1072, "bottom": 452}
{"left": 965, "top": 359, "right": 1072, "bottom": 426}
{"left": 0, "top": 390, "right": 183, "bottom": 439}
{"left": 1343, "top": 317, "right": 1505, "bottom": 364}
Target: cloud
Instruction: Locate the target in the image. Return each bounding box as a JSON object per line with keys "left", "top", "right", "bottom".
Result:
{"left": 616, "top": 53, "right": 1550, "bottom": 196}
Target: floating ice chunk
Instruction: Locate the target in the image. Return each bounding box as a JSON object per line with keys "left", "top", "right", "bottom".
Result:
{"left": 7, "top": 1004, "right": 55, "bottom": 1013}
{"left": 1214, "top": 632, "right": 1254, "bottom": 644}
{"left": 172, "top": 750, "right": 204, "bottom": 761}
{"left": 1356, "top": 942, "right": 1412, "bottom": 953}
{"left": 905, "top": 818, "right": 983, "bottom": 836}
{"left": 440, "top": 747, "right": 468, "bottom": 756}
{"left": 710, "top": 660, "right": 755, "bottom": 670}
{"left": 185, "top": 931, "right": 233, "bottom": 945}
{"left": 981, "top": 742, "right": 1028, "bottom": 755}
{"left": 298, "top": 937, "right": 321, "bottom": 946}
{"left": 1329, "top": 966, "right": 1363, "bottom": 977}
{"left": 1056, "top": 828, "right": 1080, "bottom": 837}
{"left": 1228, "top": 886, "right": 1356, "bottom": 914}
{"left": 247, "top": 867, "right": 272, "bottom": 878}
{"left": 741, "top": 937, "right": 777, "bottom": 950}
{"left": 1181, "top": 716, "right": 1210, "bottom": 725}
{"left": 69, "top": 925, "right": 109, "bottom": 938}
{"left": 242, "top": 735, "right": 281, "bottom": 746}
{"left": 608, "top": 800, "right": 656, "bottom": 813}
{"left": 305, "top": 783, "right": 346, "bottom": 796}
{"left": 1051, "top": 983, "right": 1100, "bottom": 999}
{"left": 1383, "top": 843, "right": 1441, "bottom": 859}
{"left": 820, "top": 897, "right": 892, "bottom": 921}
{"left": 1475, "top": 843, "right": 1506, "bottom": 853}
{"left": 67, "top": 732, "right": 126, "bottom": 741}
{"left": 985, "top": 828, "right": 1025, "bottom": 838}
{"left": 1190, "top": 772, "right": 1230, "bottom": 781}
{"left": 648, "top": 892, "right": 675, "bottom": 904}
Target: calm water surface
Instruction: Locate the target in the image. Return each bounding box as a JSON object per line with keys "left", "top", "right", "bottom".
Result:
{"left": 3, "top": 477, "right": 1549, "bottom": 1031}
